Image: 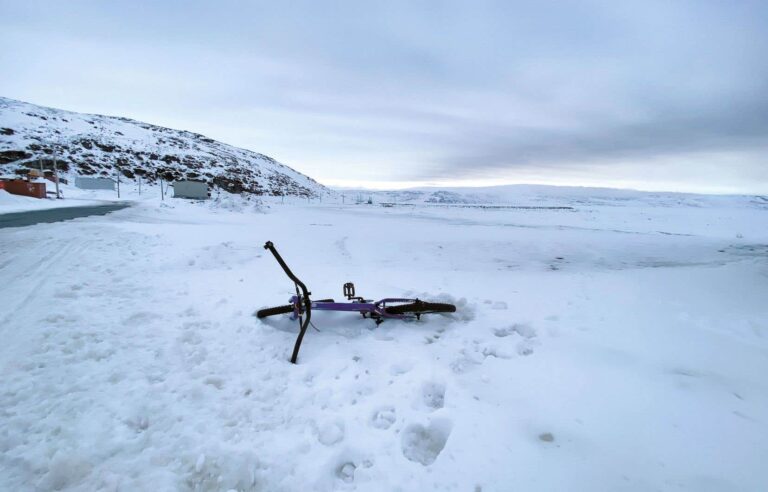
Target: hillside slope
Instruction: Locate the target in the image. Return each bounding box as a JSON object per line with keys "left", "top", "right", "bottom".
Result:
{"left": 0, "top": 97, "right": 328, "bottom": 197}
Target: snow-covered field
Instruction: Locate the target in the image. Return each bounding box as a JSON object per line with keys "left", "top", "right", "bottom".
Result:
{"left": 1, "top": 190, "right": 767, "bottom": 491}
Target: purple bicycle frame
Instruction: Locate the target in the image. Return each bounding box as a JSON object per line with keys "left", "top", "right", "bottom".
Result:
{"left": 264, "top": 240, "right": 426, "bottom": 364}
{"left": 287, "top": 296, "right": 418, "bottom": 320}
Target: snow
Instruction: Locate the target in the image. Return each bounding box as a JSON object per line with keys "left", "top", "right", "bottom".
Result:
{"left": 0, "top": 97, "right": 329, "bottom": 198}
{"left": 1, "top": 187, "right": 767, "bottom": 491}
{"left": 0, "top": 189, "right": 29, "bottom": 206}
{"left": 0, "top": 188, "right": 108, "bottom": 214}
{"left": 0, "top": 180, "right": 251, "bottom": 214}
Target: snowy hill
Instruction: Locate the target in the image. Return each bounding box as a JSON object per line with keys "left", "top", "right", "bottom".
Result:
{"left": 0, "top": 97, "right": 329, "bottom": 197}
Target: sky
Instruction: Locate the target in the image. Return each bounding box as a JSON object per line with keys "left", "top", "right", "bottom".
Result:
{"left": 1, "top": 0, "right": 767, "bottom": 193}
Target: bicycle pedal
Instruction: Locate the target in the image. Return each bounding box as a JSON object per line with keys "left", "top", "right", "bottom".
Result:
{"left": 343, "top": 282, "right": 356, "bottom": 299}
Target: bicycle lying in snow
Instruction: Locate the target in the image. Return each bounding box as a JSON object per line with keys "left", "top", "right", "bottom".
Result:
{"left": 258, "top": 241, "right": 456, "bottom": 363}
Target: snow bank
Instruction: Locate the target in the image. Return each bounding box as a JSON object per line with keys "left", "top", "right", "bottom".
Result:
{"left": 0, "top": 189, "right": 27, "bottom": 205}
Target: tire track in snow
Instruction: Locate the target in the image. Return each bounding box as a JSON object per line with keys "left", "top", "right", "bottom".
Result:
{"left": 0, "top": 233, "right": 90, "bottom": 328}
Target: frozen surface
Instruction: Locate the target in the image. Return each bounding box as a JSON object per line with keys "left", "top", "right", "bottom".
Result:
{"left": 1, "top": 191, "right": 767, "bottom": 491}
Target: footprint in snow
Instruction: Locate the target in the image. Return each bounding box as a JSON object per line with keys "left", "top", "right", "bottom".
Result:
{"left": 336, "top": 462, "right": 356, "bottom": 483}
{"left": 334, "top": 458, "right": 373, "bottom": 483}
{"left": 493, "top": 323, "right": 536, "bottom": 339}
{"left": 516, "top": 341, "right": 535, "bottom": 356}
{"left": 318, "top": 421, "right": 345, "bottom": 446}
{"left": 401, "top": 418, "right": 452, "bottom": 466}
{"left": 481, "top": 345, "right": 513, "bottom": 359}
{"left": 422, "top": 382, "right": 446, "bottom": 410}
{"left": 371, "top": 406, "right": 396, "bottom": 430}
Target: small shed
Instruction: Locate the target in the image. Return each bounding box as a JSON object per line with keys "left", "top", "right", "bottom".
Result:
{"left": 75, "top": 176, "right": 115, "bottom": 190}
{"left": 173, "top": 180, "right": 209, "bottom": 200}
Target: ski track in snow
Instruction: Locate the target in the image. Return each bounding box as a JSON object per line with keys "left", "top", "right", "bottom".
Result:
{"left": 1, "top": 196, "right": 767, "bottom": 491}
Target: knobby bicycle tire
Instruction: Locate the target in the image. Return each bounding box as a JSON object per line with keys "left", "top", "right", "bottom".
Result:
{"left": 384, "top": 301, "right": 456, "bottom": 315}
{"left": 257, "top": 304, "right": 294, "bottom": 318}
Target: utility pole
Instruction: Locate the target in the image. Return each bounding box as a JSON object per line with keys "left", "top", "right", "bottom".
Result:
{"left": 53, "top": 145, "right": 61, "bottom": 199}
{"left": 116, "top": 166, "right": 121, "bottom": 198}
{"left": 138, "top": 175, "right": 142, "bottom": 195}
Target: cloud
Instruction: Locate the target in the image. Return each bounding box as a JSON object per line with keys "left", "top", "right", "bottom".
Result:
{"left": 424, "top": 96, "right": 768, "bottom": 175}
{"left": 1, "top": 0, "right": 767, "bottom": 192}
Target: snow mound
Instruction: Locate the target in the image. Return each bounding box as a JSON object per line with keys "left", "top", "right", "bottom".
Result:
{"left": 0, "top": 189, "right": 27, "bottom": 205}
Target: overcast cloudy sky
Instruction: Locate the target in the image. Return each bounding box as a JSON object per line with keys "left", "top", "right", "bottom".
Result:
{"left": 1, "top": 0, "right": 767, "bottom": 193}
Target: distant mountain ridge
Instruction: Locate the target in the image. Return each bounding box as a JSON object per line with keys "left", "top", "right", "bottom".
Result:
{"left": 339, "top": 184, "right": 767, "bottom": 208}
{"left": 0, "top": 97, "right": 328, "bottom": 197}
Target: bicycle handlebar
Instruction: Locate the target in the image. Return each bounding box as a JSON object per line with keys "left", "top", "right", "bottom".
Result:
{"left": 264, "top": 241, "right": 309, "bottom": 292}
{"left": 263, "top": 241, "right": 312, "bottom": 364}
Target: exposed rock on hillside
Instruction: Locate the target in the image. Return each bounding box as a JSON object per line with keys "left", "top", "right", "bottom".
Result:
{"left": 0, "top": 97, "right": 328, "bottom": 197}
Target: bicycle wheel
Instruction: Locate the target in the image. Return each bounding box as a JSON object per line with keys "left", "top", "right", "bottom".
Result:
{"left": 257, "top": 304, "right": 294, "bottom": 318}
{"left": 384, "top": 301, "right": 456, "bottom": 315}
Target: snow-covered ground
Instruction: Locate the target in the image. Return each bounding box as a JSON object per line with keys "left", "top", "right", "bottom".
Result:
{"left": 1, "top": 190, "right": 767, "bottom": 491}
{"left": 0, "top": 181, "right": 117, "bottom": 213}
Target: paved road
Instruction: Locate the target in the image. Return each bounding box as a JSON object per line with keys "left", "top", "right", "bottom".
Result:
{"left": 0, "top": 203, "right": 131, "bottom": 229}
